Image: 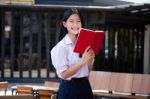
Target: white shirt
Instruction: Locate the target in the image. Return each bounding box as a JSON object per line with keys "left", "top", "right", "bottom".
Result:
{"left": 51, "top": 34, "right": 89, "bottom": 80}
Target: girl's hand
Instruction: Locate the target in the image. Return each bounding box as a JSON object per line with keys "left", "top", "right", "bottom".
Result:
{"left": 80, "top": 46, "right": 95, "bottom": 65}
{"left": 87, "top": 51, "right": 95, "bottom": 71}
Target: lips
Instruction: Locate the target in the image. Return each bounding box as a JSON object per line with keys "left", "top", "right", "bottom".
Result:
{"left": 71, "top": 27, "right": 80, "bottom": 31}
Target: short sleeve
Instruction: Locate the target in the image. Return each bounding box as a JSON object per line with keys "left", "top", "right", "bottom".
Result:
{"left": 51, "top": 44, "right": 68, "bottom": 76}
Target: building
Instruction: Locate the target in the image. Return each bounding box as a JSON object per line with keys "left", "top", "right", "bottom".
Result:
{"left": 0, "top": 0, "right": 150, "bottom": 82}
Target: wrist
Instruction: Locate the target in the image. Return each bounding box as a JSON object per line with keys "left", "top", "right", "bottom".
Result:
{"left": 78, "top": 59, "right": 85, "bottom": 66}
{"left": 92, "top": 59, "right": 95, "bottom": 64}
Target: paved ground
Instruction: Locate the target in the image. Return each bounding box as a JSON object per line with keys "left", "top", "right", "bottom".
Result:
{"left": 0, "top": 83, "right": 43, "bottom": 96}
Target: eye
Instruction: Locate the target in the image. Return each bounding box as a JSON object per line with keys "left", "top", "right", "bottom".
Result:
{"left": 69, "top": 20, "right": 73, "bottom": 23}
{"left": 77, "top": 20, "right": 81, "bottom": 22}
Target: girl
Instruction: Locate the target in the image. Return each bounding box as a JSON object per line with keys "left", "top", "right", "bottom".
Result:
{"left": 51, "top": 8, "right": 95, "bottom": 99}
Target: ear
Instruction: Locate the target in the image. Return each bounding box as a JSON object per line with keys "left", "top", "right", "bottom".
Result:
{"left": 63, "top": 22, "right": 67, "bottom": 28}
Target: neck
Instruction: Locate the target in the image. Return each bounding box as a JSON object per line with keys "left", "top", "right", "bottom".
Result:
{"left": 68, "top": 33, "right": 77, "bottom": 44}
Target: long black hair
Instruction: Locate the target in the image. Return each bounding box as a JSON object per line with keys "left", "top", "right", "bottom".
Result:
{"left": 58, "top": 8, "right": 85, "bottom": 41}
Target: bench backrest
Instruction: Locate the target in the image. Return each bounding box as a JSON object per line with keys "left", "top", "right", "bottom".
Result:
{"left": 0, "top": 81, "right": 8, "bottom": 89}
{"left": 44, "top": 81, "right": 60, "bottom": 88}
{"left": 94, "top": 71, "right": 111, "bottom": 90}
{"left": 16, "top": 86, "right": 33, "bottom": 95}
{"left": 89, "top": 71, "right": 150, "bottom": 96}
{"left": 0, "top": 81, "right": 8, "bottom": 95}
{"left": 132, "top": 74, "right": 150, "bottom": 95}
{"left": 115, "top": 73, "right": 133, "bottom": 93}
{"left": 38, "top": 89, "right": 54, "bottom": 99}
{"left": 109, "top": 72, "right": 119, "bottom": 92}
{"left": 89, "top": 71, "right": 97, "bottom": 89}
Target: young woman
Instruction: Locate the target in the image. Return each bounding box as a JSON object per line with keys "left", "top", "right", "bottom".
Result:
{"left": 51, "top": 8, "right": 95, "bottom": 99}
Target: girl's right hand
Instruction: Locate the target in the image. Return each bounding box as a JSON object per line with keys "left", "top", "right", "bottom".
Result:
{"left": 80, "top": 46, "right": 95, "bottom": 65}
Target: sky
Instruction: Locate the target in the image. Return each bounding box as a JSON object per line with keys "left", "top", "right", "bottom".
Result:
{"left": 120, "top": 0, "right": 150, "bottom": 3}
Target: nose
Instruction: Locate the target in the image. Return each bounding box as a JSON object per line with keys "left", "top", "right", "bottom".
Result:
{"left": 73, "top": 22, "right": 81, "bottom": 27}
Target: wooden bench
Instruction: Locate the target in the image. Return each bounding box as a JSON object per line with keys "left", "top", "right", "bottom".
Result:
{"left": 0, "top": 81, "right": 8, "bottom": 95}
{"left": 16, "top": 86, "right": 34, "bottom": 95}
{"left": 0, "top": 95, "right": 33, "bottom": 99}
{"left": 89, "top": 71, "right": 150, "bottom": 99}
{"left": 37, "top": 81, "right": 59, "bottom": 99}
{"left": 90, "top": 71, "right": 120, "bottom": 99}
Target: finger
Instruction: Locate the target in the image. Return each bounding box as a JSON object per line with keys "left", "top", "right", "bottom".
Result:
{"left": 84, "top": 46, "right": 91, "bottom": 53}
{"left": 88, "top": 49, "right": 94, "bottom": 55}
{"left": 91, "top": 50, "right": 95, "bottom": 55}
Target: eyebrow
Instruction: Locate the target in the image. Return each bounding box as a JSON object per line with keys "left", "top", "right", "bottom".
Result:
{"left": 69, "top": 18, "right": 81, "bottom": 20}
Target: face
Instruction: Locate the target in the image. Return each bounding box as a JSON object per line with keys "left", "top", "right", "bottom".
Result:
{"left": 63, "top": 14, "right": 82, "bottom": 35}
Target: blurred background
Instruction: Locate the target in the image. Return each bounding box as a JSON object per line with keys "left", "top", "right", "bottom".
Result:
{"left": 0, "top": 0, "right": 150, "bottom": 83}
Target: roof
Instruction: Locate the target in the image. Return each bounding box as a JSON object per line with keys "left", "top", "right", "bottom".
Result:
{"left": 0, "top": 0, "right": 149, "bottom": 15}
{"left": 119, "top": 0, "right": 150, "bottom": 4}
{"left": 35, "top": 0, "right": 133, "bottom": 6}
{"left": 0, "top": 0, "right": 149, "bottom": 24}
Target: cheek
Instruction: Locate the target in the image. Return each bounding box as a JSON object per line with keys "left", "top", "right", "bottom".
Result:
{"left": 79, "top": 23, "right": 82, "bottom": 28}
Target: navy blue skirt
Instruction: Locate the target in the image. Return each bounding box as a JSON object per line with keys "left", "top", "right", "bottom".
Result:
{"left": 57, "top": 77, "right": 93, "bottom": 99}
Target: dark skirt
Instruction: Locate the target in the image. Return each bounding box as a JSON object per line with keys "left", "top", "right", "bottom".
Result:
{"left": 57, "top": 77, "right": 93, "bottom": 99}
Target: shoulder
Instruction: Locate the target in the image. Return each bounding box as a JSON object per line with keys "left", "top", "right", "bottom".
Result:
{"left": 51, "top": 38, "right": 67, "bottom": 54}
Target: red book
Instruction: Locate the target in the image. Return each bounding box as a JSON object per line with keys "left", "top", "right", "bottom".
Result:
{"left": 74, "top": 28, "right": 105, "bottom": 55}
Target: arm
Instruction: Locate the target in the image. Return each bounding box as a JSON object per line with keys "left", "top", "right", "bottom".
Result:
{"left": 60, "top": 46, "right": 94, "bottom": 79}
{"left": 88, "top": 58, "right": 94, "bottom": 72}
{"left": 87, "top": 49, "right": 95, "bottom": 71}
{"left": 60, "top": 60, "right": 85, "bottom": 79}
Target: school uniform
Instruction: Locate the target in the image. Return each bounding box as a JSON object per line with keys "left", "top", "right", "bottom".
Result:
{"left": 51, "top": 34, "right": 93, "bottom": 99}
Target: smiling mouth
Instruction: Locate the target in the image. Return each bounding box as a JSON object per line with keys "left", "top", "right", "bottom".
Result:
{"left": 71, "top": 28, "right": 80, "bottom": 31}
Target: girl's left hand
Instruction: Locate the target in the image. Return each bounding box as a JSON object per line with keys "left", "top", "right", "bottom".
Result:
{"left": 87, "top": 50, "right": 95, "bottom": 65}
{"left": 81, "top": 46, "right": 95, "bottom": 65}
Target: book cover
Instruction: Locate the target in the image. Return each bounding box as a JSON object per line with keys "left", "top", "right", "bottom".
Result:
{"left": 73, "top": 28, "right": 105, "bottom": 55}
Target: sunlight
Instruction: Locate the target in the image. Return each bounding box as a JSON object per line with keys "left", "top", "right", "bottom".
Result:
{"left": 119, "top": 0, "right": 150, "bottom": 3}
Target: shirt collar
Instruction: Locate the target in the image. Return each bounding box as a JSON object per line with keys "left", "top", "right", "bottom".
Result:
{"left": 64, "top": 34, "right": 74, "bottom": 45}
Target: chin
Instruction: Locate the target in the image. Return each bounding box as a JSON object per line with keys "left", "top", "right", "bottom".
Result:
{"left": 71, "top": 31, "right": 78, "bottom": 35}
{"left": 74, "top": 33, "right": 79, "bottom": 35}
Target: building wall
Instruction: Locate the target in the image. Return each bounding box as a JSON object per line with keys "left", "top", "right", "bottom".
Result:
{"left": 0, "top": 7, "right": 147, "bottom": 82}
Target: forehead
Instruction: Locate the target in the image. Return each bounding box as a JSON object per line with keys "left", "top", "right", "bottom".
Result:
{"left": 68, "top": 14, "right": 81, "bottom": 20}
